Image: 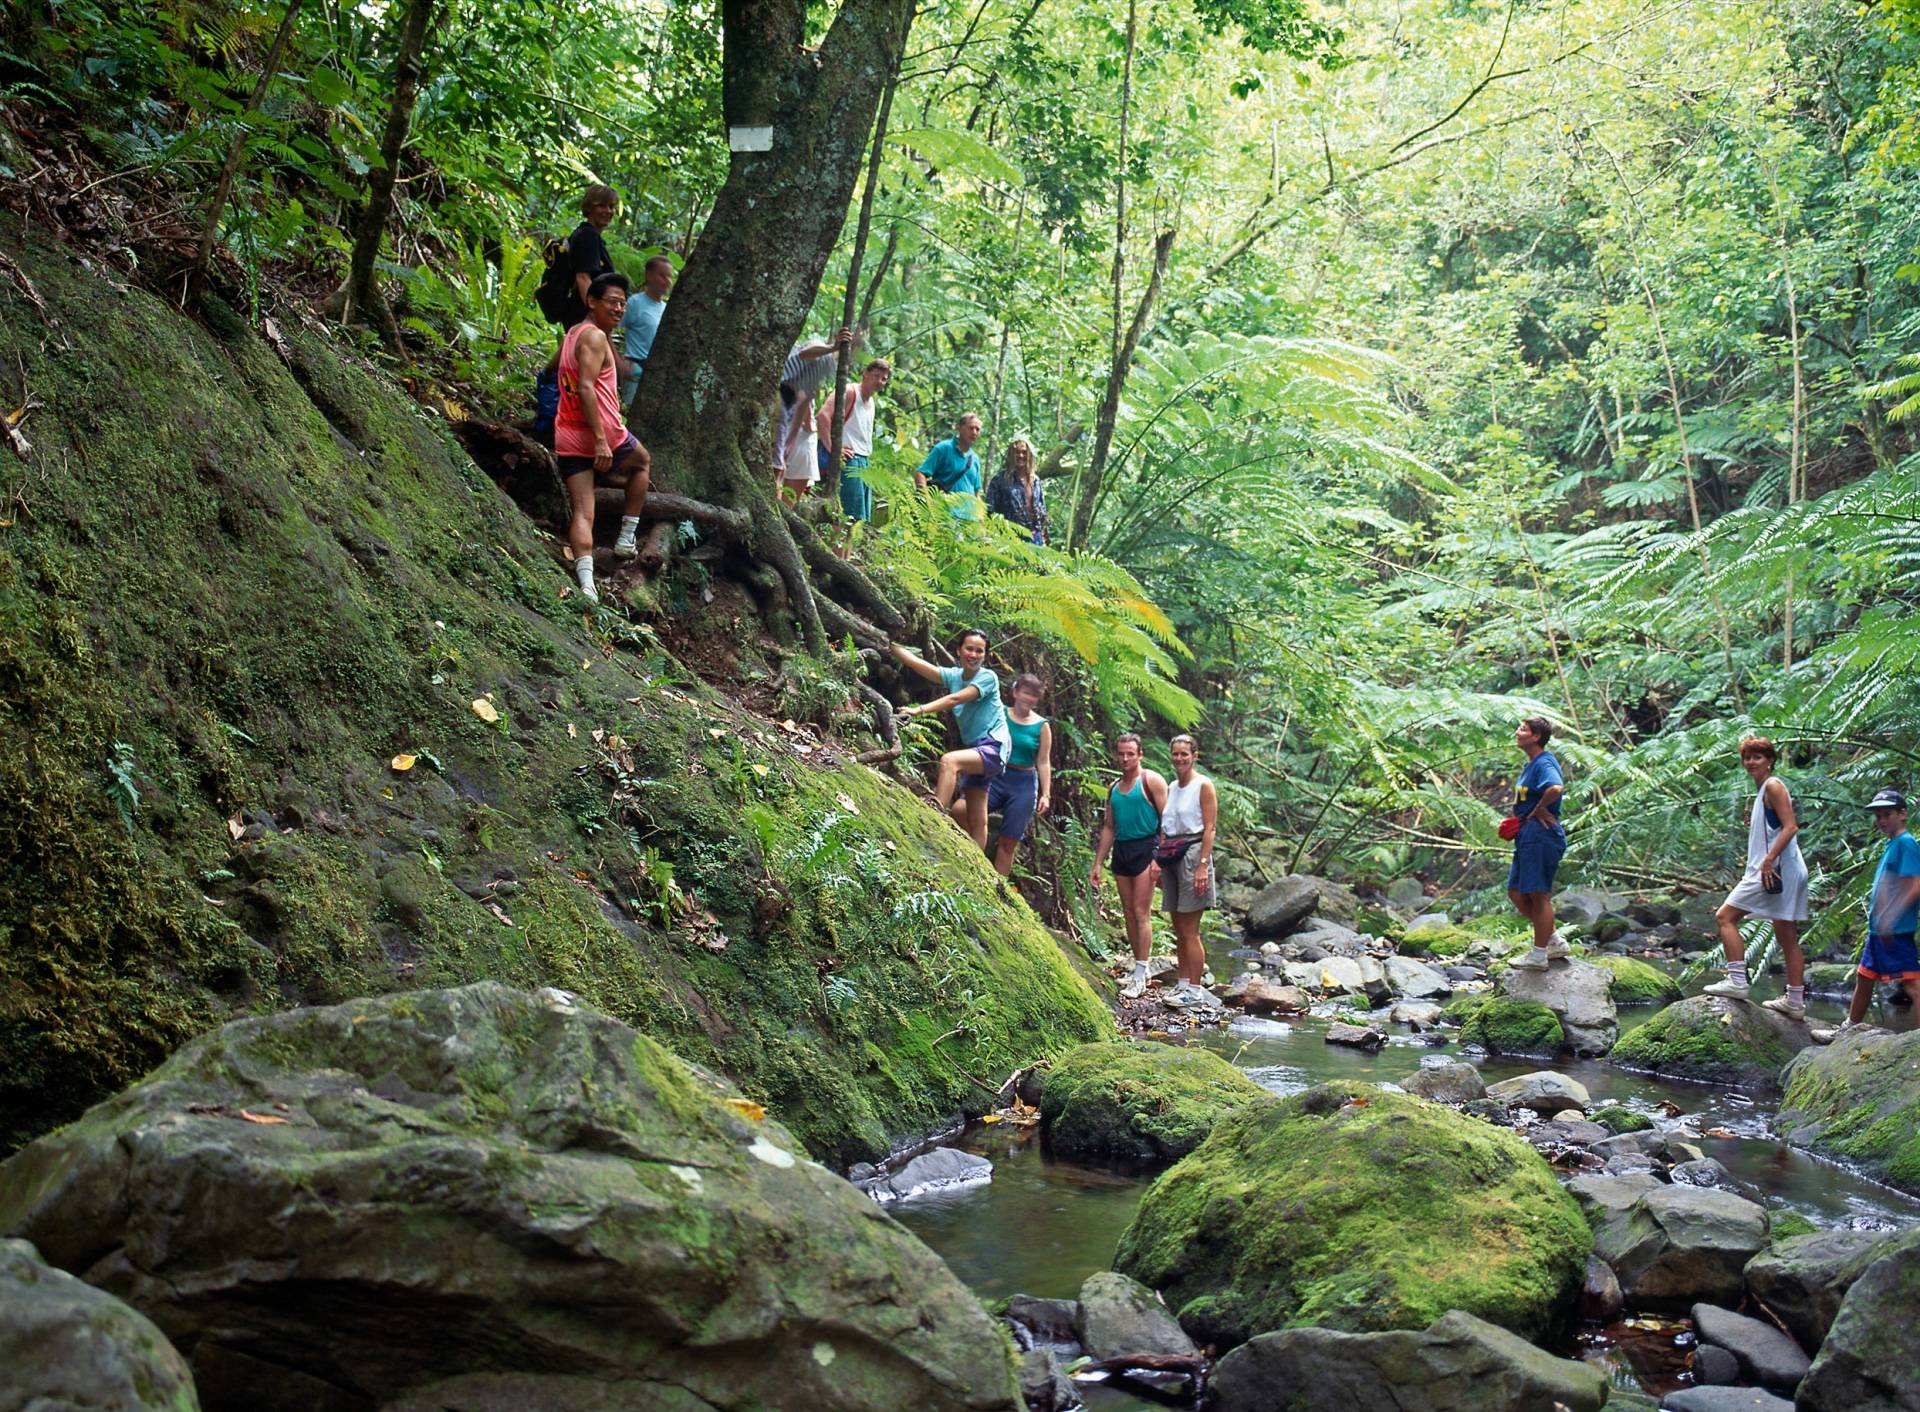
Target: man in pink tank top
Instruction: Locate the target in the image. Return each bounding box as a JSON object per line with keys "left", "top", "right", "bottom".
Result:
{"left": 555, "top": 272, "right": 651, "bottom": 602}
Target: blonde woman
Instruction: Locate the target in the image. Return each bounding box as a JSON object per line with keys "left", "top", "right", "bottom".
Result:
{"left": 984, "top": 437, "right": 1048, "bottom": 545}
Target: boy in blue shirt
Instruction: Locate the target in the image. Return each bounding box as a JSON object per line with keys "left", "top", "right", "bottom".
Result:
{"left": 1507, "top": 716, "right": 1570, "bottom": 970}
{"left": 1830, "top": 789, "right": 1920, "bottom": 1038}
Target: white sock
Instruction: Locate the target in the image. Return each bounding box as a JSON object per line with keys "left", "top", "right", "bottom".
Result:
{"left": 1726, "top": 962, "right": 1748, "bottom": 985}
{"left": 1787, "top": 985, "right": 1804, "bottom": 1005}
{"left": 1131, "top": 961, "right": 1149, "bottom": 977}
{"left": 574, "top": 556, "right": 597, "bottom": 601}
{"left": 616, "top": 515, "right": 641, "bottom": 547}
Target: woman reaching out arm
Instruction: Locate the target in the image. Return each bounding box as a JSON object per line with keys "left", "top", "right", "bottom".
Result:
{"left": 892, "top": 630, "right": 1012, "bottom": 848}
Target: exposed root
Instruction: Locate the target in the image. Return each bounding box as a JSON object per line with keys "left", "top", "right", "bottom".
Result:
{"left": 854, "top": 683, "right": 900, "bottom": 765}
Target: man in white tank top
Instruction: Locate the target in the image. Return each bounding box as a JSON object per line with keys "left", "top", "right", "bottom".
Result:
{"left": 1160, "top": 734, "right": 1219, "bottom": 1008}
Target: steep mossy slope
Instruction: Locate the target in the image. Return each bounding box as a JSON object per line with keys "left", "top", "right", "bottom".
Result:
{"left": 0, "top": 229, "right": 1109, "bottom": 1162}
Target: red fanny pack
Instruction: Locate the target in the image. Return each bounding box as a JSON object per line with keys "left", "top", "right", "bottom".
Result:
{"left": 1498, "top": 816, "right": 1523, "bottom": 841}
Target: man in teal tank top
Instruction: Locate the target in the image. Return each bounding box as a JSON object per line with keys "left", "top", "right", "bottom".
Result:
{"left": 1089, "top": 733, "right": 1168, "bottom": 1000}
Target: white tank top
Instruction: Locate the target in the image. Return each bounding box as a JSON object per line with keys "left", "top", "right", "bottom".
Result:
{"left": 1162, "top": 773, "right": 1208, "bottom": 837}
{"left": 845, "top": 387, "right": 876, "bottom": 456}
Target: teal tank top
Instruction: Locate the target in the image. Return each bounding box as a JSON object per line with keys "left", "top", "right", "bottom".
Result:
{"left": 1007, "top": 716, "right": 1046, "bottom": 769}
{"left": 1111, "top": 776, "right": 1160, "bottom": 841}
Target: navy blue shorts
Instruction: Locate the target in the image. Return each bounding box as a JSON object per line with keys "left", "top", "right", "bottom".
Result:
{"left": 989, "top": 769, "right": 1040, "bottom": 841}
{"left": 1860, "top": 932, "right": 1920, "bottom": 982}
{"left": 1507, "top": 824, "right": 1567, "bottom": 895}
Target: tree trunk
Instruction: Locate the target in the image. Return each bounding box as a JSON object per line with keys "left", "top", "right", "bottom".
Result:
{"left": 338, "top": 0, "right": 435, "bottom": 328}
{"left": 187, "top": 0, "right": 303, "bottom": 304}
{"left": 633, "top": 0, "right": 916, "bottom": 651}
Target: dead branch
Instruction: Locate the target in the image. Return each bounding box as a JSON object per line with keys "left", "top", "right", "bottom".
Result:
{"left": 0, "top": 253, "right": 51, "bottom": 326}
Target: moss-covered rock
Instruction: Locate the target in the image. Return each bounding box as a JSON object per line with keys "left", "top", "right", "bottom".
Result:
{"left": 1592, "top": 955, "right": 1683, "bottom": 1006}
{"left": 0, "top": 984, "right": 1024, "bottom": 1411}
{"left": 1039, "top": 1041, "right": 1271, "bottom": 1164}
{"left": 1443, "top": 995, "right": 1565, "bottom": 1056}
{"left": 1610, "top": 995, "right": 1810, "bottom": 1090}
{"left": 1590, "top": 1104, "right": 1655, "bottom": 1134}
{"left": 1778, "top": 1027, "right": 1920, "bottom": 1195}
{"left": 1397, "top": 924, "right": 1474, "bottom": 959}
{"left": 0, "top": 233, "right": 1110, "bottom": 1163}
{"left": 1111, "top": 1082, "right": 1589, "bottom": 1347}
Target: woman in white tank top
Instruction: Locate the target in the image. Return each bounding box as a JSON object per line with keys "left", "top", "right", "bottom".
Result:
{"left": 1158, "top": 734, "right": 1219, "bottom": 1009}
{"left": 1703, "top": 736, "right": 1809, "bottom": 1017}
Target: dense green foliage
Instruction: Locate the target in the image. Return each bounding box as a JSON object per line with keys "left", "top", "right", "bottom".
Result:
{"left": 6, "top": 0, "right": 1920, "bottom": 938}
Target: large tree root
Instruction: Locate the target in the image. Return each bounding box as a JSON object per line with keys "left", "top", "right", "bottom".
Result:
{"left": 854, "top": 683, "right": 900, "bottom": 765}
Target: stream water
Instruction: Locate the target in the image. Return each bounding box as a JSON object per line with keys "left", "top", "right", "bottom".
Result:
{"left": 893, "top": 935, "right": 1920, "bottom": 1408}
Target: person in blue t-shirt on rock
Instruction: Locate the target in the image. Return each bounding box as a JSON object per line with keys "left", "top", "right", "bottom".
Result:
{"left": 892, "top": 629, "right": 1012, "bottom": 849}
{"left": 1507, "top": 716, "right": 1570, "bottom": 971}
{"left": 915, "top": 412, "right": 984, "bottom": 520}
{"left": 1824, "top": 788, "right": 1920, "bottom": 1042}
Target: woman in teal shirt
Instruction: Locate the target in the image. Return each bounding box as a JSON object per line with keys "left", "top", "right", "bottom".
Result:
{"left": 953, "top": 672, "right": 1051, "bottom": 876}
{"left": 894, "top": 630, "right": 1011, "bottom": 848}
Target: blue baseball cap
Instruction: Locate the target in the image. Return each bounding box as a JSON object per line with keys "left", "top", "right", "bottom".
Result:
{"left": 1866, "top": 788, "right": 1907, "bottom": 811}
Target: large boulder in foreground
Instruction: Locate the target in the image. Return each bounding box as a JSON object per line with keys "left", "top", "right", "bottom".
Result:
{"left": 1112, "top": 1083, "right": 1588, "bottom": 1347}
{"left": 1207, "top": 1309, "right": 1608, "bottom": 1412}
{"left": 0, "top": 1237, "right": 200, "bottom": 1411}
{"left": 1499, "top": 957, "right": 1618, "bottom": 1055}
{"left": 1778, "top": 1027, "right": 1920, "bottom": 1194}
{"left": 0, "top": 984, "right": 1022, "bottom": 1412}
{"left": 1745, "top": 1227, "right": 1906, "bottom": 1349}
{"left": 1797, "top": 1234, "right": 1920, "bottom": 1412}
{"left": 1590, "top": 1184, "right": 1771, "bottom": 1309}
{"left": 1610, "top": 994, "right": 1810, "bottom": 1089}
{"left": 1039, "top": 1040, "right": 1271, "bottom": 1164}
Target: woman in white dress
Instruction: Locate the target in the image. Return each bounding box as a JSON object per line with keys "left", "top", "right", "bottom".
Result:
{"left": 1704, "top": 736, "right": 1810, "bottom": 1017}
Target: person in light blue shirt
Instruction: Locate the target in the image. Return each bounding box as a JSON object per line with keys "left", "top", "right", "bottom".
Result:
{"left": 1835, "top": 788, "right": 1920, "bottom": 1037}
{"left": 915, "top": 412, "right": 984, "bottom": 520}
{"left": 617, "top": 255, "right": 674, "bottom": 408}
{"left": 892, "top": 629, "right": 1010, "bottom": 848}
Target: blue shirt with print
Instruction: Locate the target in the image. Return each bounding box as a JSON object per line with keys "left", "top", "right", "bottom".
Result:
{"left": 939, "top": 664, "right": 1011, "bottom": 755}
{"left": 1871, "top": 830, "right": 1920, "bottom": 936}
{"left": 1513, "top": 750, "right": 1565, "bottom": 833}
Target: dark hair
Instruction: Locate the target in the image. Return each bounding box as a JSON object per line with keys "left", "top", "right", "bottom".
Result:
{"left": 1116, "top": 731, "right": 1142, "bottom": 751}
{"left": 955, "top": 628, "right": 989, "bottom": 651}
{"left": 865, "top": 358, "right": 892, "bottom": 375}
{"left": 1012, "top": 673, "right": 1045, "bottom": 697}
{"left": 1522, "top": 716, "right": 1553, "bottom": 747}
{"left": 588, "top": 272, "right": 631, "bottom": 301}
{"left": 580, "top": 184, "right": 618, "bottom": 213}
{"left": 1170, "top": 733, "right": 1198, "bottom": 751}
{"left": 1739, "top": 735, "right": 1778, "bottom": 763}
{"left": 644, "top": 254, "right": 674, "bottom": 277}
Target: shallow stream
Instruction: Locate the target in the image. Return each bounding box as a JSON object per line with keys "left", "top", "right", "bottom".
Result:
{"left": 893, "top": 936, "right": 1920, "bottom": 1408}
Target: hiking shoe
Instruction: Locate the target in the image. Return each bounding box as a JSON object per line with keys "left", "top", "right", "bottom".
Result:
{"left": 1811, "top": 1020, "right": 1857, "bottom": 1045}
{"left": 1761, "top": 995, "right": 1806, "bottom": 1021}
{"left": 1510, "top": 948, "right": 1551, "bottom": 971}
{"left": 613, "top": 534, "right": 640, "bottom": 559}
{"left": 1164, "top": 984, "right": 1198, "bottom": 1008}
{"left": 1703, "top": 976, "right": 1751, "bottom": 1000}
{"left": 1544, "top": 933, "right": 1572, "bottom": 962}
{"left": 1120, "top": 970, "right": 1149, "bottom": 1000}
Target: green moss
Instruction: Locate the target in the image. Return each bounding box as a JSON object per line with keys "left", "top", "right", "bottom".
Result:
{"left": 0, "top": 233, "right": 1109, "bottom": 1165}
{"left": 1038, "top": 1040, "right": 1271, "bottom": 1164}
{"left": 1113, "top": 1082, "right": 1589, "bottom": 1347}
{"left": 1443, "top": 995, "right": 1564, "bottom": 1056}
{"left": 1768, "top": 1210, "right": 1818, "bottom": 1242}
{"left": 1589, "top": 1104, "right": 1655, "bottom": 1134}
{"left": 1610, "top": 996, "right": 1797, "bottom": 1089}
{"left": 1591, "top": 955, "right": 1683, "bottom": 1007}
{"left": 1397, "top": 925, "right": 1474, "bottom": 959}
{"left": 1779, "top": 1028, "right": 1920, "bottom": 1194}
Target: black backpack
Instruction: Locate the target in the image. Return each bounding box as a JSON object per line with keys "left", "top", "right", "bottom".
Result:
{"left": 534, "top": 234, "right": 575, "bottom": 325}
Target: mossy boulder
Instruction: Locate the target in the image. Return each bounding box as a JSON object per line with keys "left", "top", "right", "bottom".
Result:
{"left": 1442, "top": 995, "right": 1564, "bottom": 1057}
{"left": 1796, "top": 1232, "right": 1920, "bottom": 1412}
{"left": 1111, "top": 1082, "right": 1589, "bottom": 1347}
{"left": 1610, "top": 995, "right": 1810, "bottom": 1090}
{"left": 1778, "top": 1027, "right": 1920, "bottom": 1194}
{"left": 1590, "top": 1104, "right": 1655, "bottom": 1134}
{"left": 1746, "top": 1228, "right": 1909, "bottom": 1349}
{"left": 1039, "top": 1041, "right": 1271, "bottom": 1164}
{"left": 0, "top": 1238, "right": 200, "bottom": 1411}
{"left": 1397, "top": 924, "right": 1475, "bottom": 959}
{"left": 0, "top": 984, "right": 1023, "bottom": 1412}
{"left": 0, "top": 232, "right": 1109, "bottom": 1164}
{"left": 1593, "top": 955, "right": 1683, "bottom": 1006}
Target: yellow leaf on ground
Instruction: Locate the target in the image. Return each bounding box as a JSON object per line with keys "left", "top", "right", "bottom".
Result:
{"left": 834, "top": 793, "right": 861, "bottom": 815}
{"left": 724, "top": 1097, "right": 766, "bottom": 1122}
{"left": 751, "top": 763, "right": 770, "bottom": 777}
{"left": 391, "top": 753, "right": 417, "bottom": 772}
{"left": 239, "top": 1110, "right": 289, "bottom": 1125}
{"left": 379, "top": 787, "right": 395, "bottom": 799}
{"left": 471, "top": 698, "right": 499, "bottom": 723}
{"left": 708, "top": 728, "right": 727, "bottom": 738}
{"left": 567, "top": 723, "right": 578, "bottom": 739}
{"left": 980, "top": 1113, "right": 1002, "bottom": 1124}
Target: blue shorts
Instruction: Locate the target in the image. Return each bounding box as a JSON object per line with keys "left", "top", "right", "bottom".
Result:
{"left": 1507, "top": 824, "right": 1567, "bottom": 895}
{"left": 839, "top": 455, "right": 873, "bottom": 522}
{"left": 989, "top": 769, "right": 1040, "bottom": 841}
{"left": 957, "top": 737, "right": 1005, "bottom": 793}
{"left": 1860, "top": 932, "right": 1920, "bottom": 982}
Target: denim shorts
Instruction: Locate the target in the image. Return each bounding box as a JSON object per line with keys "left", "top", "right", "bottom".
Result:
{"left": 1507, "top": 822, "right": 1567, "bottom": 894}
{"left": 989, "top": 769, "right": 1039, "bottom": 841}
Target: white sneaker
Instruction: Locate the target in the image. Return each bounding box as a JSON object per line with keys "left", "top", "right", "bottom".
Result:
{"left": 1762, "top": 995, "right": 1806, "bottom": 1021}
{"left": 1120, "top": 969, "right": 1149, "bottom": 1000}
{"left": 613, "top": 537, "right": 639, "bottom": 559}
{"left": 1703, "top": 976, "right": 1750, "bottom": 1000}
{"left": 1510, "top": 949, "right": 1551, "bottom": 971}
{"left": 1544, "top": 933, "right": 1572, "bottom": 962}
{"left": 1811, "top": 1020, "right": 1857, "bottom": 1045}
{"left": 1164, "top": 984, "right": 1197, "bottom": 1009}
